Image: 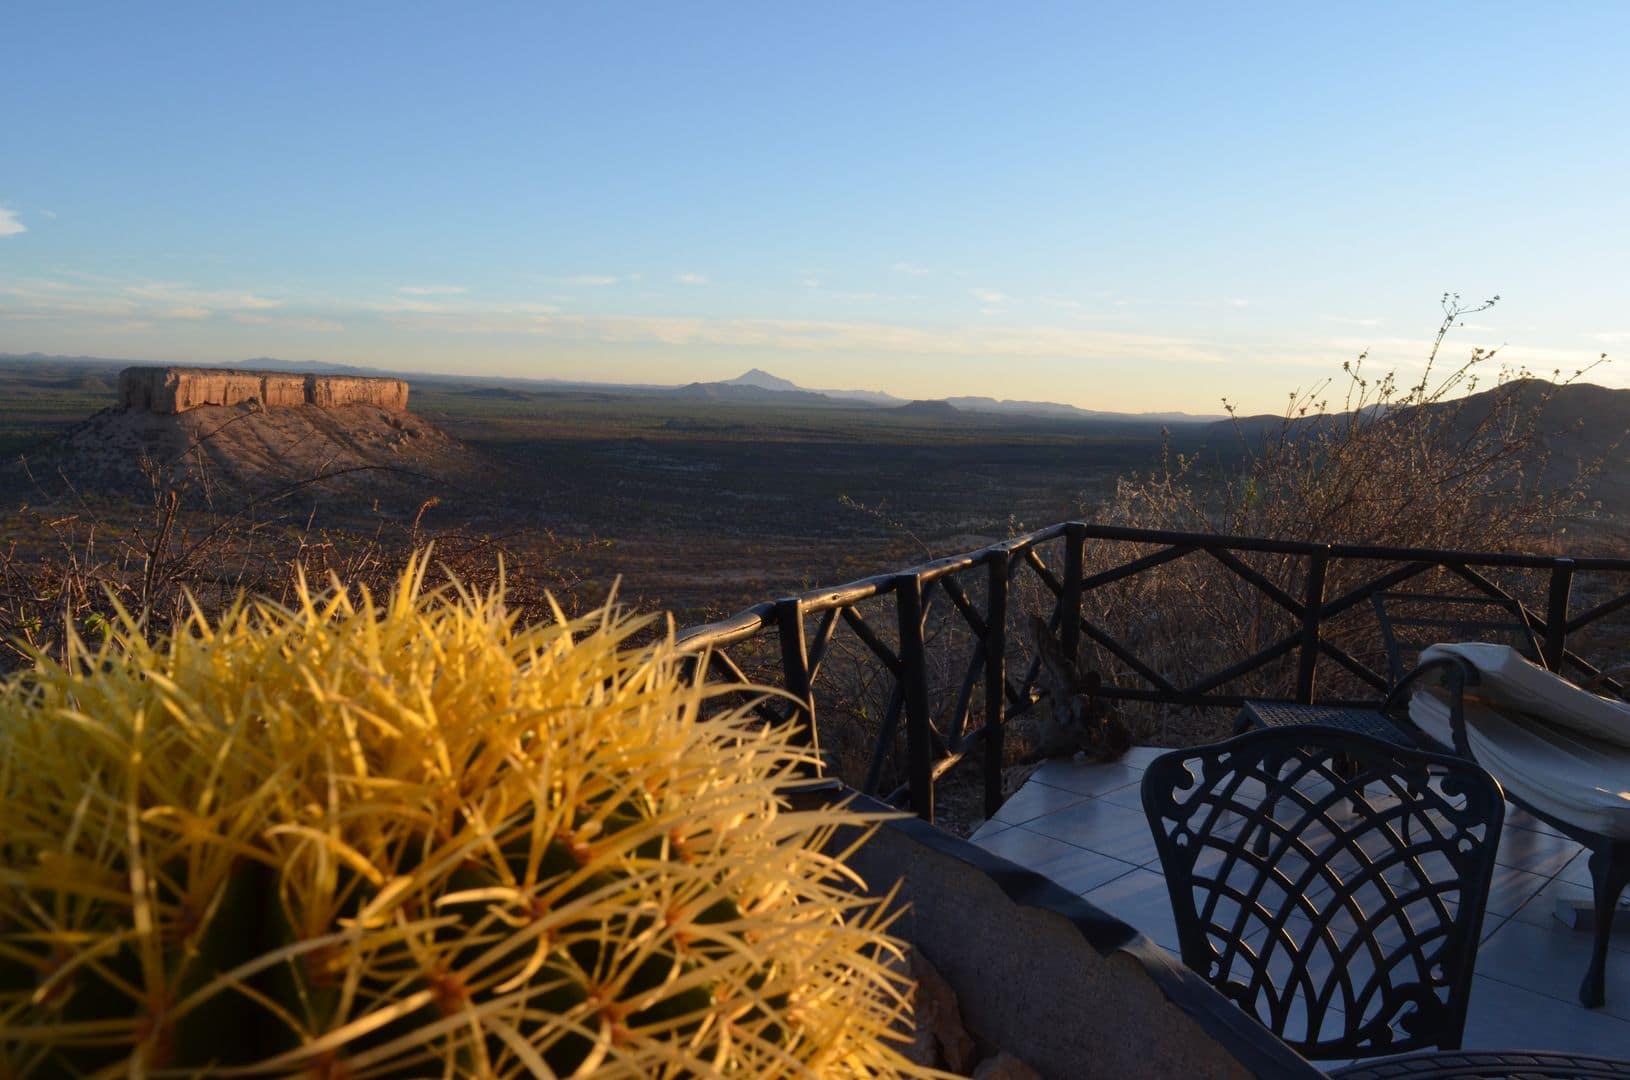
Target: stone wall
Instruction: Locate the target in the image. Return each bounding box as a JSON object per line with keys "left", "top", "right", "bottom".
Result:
{"left": 118, "top": 367, "right": 409, "bottom": 414}
{"left": 818, "top": 801, "right": 1316, "bottom": 1079}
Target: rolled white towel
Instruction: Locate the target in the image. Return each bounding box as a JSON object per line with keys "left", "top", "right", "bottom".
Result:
{"left": 1410, "top": 681, "right": 1630, "bottom": 838}
{"left": 1420, "top": 642, "right": 1630, "bottom": 751}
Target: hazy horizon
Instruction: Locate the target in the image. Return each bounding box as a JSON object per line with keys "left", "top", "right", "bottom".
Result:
{"left": 4, "top": 3, "right": 1628, "bottom": 414}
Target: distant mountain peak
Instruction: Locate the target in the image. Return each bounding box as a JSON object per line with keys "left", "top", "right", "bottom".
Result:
{"left": 723, "top": 368, "right": 802, "bottom": 393}
{"left": 896, "top": 399, "right": 961, "bottom": 415}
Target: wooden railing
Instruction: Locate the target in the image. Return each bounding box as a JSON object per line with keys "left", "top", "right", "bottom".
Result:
{"left": 675, "top": 523, "right": 1630, "bottom": 824}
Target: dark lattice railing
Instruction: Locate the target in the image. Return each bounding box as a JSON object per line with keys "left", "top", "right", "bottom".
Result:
{"left": 675, "top": 523, "right": 1630, "bottom": 824}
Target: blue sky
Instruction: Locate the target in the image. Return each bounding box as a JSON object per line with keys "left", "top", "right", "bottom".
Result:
{"left": 3, "top": 2, "right": 1628, "bottom": 412}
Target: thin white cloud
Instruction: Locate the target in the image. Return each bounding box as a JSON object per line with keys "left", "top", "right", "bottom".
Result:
{"left": 1180, "top": 297, "right": 1252, "bottom": 310}
{"left": 1325, "top": 315, "right": 1385, "bottom": 327}
{"left": 892, "top": 262, "right": 929, "bottom": 276}
{"left": 1036, "top": 295, "right": 1126, "bottom": 319}
{"left": 0, "top": 275, "right": 290, "bottom": 324}
{"left": 1316, "top": 334, "right": 1611, "bottom": 379}
{"left": 391, "top": 310, "right": 1243, "bottom": 367}
{"left": 0, "top": 279, "right": 139, "bottom": 317}
{"left": 371, "top": 296, "right": 561, "bottom": 330}
{"left": 0, "top": 208, "right": 26, "bottom": 237}
{"left": 121, "top": 282, "right": 283, "bottom": 311}
{"left": 287, "top": 316, "right": 345, "bottom": 333}
{"left": 560, "top": 274, "right": 622, "bottom": 287}
{"left": 229, "top": 313, "right": 345, "bottom": 332}
{"left": 1591, "top": 331, "right": 1630, "bottom": 345}
{"left": 373, "top": 297, "right": 446, "bottom": 314}
{"left": 674, "top": 272, "right": 709, "bottom": 286}
{"left": 39, "top": 209, "right": 57, "bottom": 220}
{"left": 970, "top": 288, "right": 1007, "bottom": 305}
{"left": 399, "top": 284, "right": 467, "bottom": 296}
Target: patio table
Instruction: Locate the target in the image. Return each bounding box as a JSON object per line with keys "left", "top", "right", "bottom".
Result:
{"left": 1234, "top": 700, "right": 1417, "bottom": 746}
{"left": 1330, "top": 1049, "right": 1630, "bottom": 1078}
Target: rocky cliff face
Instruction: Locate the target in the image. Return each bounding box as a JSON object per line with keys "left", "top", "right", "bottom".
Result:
{"left": 118, "top": 367, "right": 409, "bottom": 413}
{"left": 305, "top": 375, "right": 409, "bottom": 411}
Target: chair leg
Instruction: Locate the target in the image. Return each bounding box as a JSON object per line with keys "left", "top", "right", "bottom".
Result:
{"left": 1579, "top": 844, "right": 1630, "bottom": 1008}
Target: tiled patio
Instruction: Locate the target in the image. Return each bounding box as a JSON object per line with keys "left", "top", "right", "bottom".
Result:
{"left": 970, "top": 745, "right": 1630, "bottom": 1062}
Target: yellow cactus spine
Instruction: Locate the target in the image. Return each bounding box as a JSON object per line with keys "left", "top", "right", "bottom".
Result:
{"left": 0, "top": 553, "right": 932, "bottom": 1078}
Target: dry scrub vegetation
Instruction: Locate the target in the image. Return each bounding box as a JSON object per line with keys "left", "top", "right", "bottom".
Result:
{"left": 1099, "top": 294, "right": 1600, "bottom": 550}
{"left": 0, "top": 461, "right": 595, "bottom": 673}
{"left": 1073, "top": 294, "right": 1618, "bottom": 742}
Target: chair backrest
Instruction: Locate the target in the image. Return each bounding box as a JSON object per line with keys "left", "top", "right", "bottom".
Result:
{"left": 1372, "top": 590, "right": 1543, "bottom": 685}
{"left": 1141, "top": 726, "right": 1505, "bottom": 1060}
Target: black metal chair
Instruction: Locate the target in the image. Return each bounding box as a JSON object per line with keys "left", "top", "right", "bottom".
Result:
{"left": 1234, "top": 589, "right": 1531, "bottom": 748}
{"left": 1234, "top": 587, "right": 1630, "bottom": 1008}
{"left": 1142, "top": 726, "right": 1506, "bottom": 1061}
{"left": 1399, "top": 651, "right": 1630, "bottom": 1010}
{"left": 1371, "top": 590, "right": 1543, "bottom": 686}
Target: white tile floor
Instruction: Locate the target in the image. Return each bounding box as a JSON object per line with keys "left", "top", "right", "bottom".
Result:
{"left": 970, "top": 747, "right": 1630, "bottom": 1062}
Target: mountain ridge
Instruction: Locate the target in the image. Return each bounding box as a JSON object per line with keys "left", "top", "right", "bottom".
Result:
{"left": 687, "top": 370, "right": 1225, "bottom": 423}
{"left": 0, "top": 352, "right": 1216, "bottom": 422}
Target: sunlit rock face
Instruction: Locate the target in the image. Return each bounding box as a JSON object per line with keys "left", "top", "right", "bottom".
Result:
{"left": 118, "top": 367, "right": 409, "bottom": 413}
{"left": 305, "top": 375, "right": 410, "bottom": 410}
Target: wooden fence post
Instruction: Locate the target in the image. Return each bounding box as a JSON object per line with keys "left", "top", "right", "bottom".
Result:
{"left": 984, "top": 552, "right": 1010, "bottom": 819}
{"left": 775, "top": 597, "right": 819, "bottom": 773}
{"left": 896, "top": 574, "right": 934, "bottom": 821}
{"left": 1544, "top": 558, "right": 1575, "bottom": 672}
{"left": 1060, "top": 523, "right": 1086, "bottom": 659}
{"left": 1297, "top": 549, "right": 1329, "bottom": 704}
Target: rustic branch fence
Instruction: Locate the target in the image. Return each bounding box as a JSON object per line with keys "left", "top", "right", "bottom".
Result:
{"left": 676, "top": 523, "right": 1630, "bottom": 825}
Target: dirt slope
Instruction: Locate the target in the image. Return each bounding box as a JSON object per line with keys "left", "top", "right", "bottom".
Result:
{"left": 27, "top": 401, "right": 475, "bottom": 506}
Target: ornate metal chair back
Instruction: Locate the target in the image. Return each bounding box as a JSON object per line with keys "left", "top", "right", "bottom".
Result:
{"left": 1142, "top": 726, "right": 1505, "bottom": 1060}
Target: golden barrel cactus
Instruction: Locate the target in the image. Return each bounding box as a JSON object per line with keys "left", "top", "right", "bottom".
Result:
{"left": 0, "top": 556, "right": 925, "bottom": 1077}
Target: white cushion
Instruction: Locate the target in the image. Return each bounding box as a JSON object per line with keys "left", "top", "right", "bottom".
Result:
{"left": 1410, "top": 685, "right": 1630, "bottom": 839}
{"left": 1420, "top": 642, "right": 1630, "bottom": 751}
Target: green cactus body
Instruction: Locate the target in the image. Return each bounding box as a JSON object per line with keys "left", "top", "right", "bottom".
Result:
{"left": 0, "top": 556, "right": 926, "bottom": 1078}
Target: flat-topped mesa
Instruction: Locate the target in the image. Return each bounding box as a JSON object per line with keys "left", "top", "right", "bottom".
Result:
{"left": 118, "top": 367, "right": 409, "bottom": 414}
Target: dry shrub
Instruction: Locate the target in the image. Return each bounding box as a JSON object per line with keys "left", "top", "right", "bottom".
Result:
{"left": 0, "top": 470, "right": 598, "bottom": 673}
{"left": 1077, "top": 295, "right": 1613, "bottom": 740}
